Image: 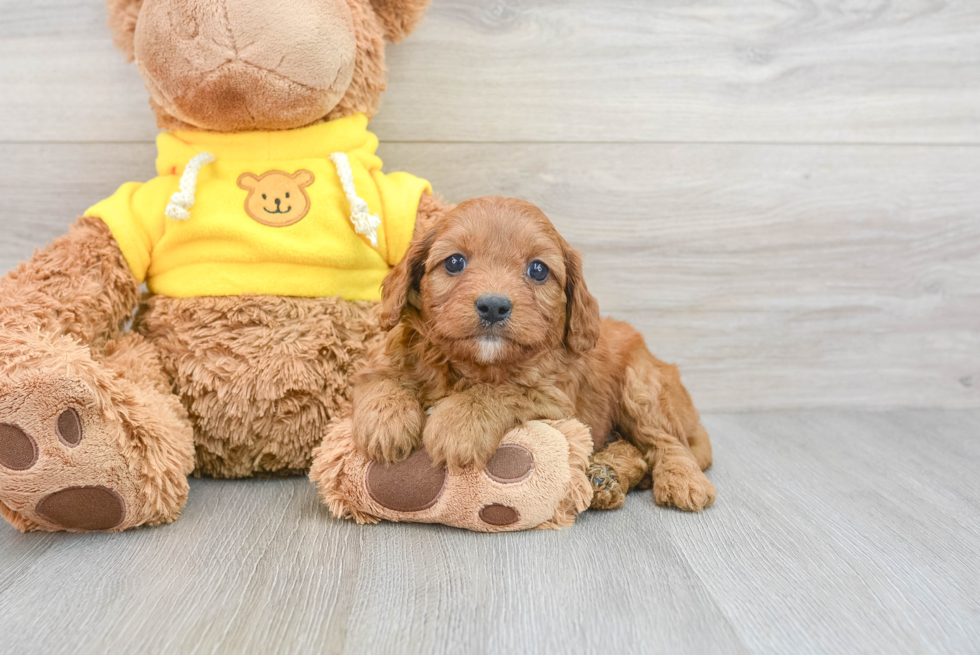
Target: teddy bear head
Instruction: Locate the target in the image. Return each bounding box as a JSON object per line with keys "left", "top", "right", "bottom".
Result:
{"left": 106, "top": 0, "right": 431, "bottom": 133}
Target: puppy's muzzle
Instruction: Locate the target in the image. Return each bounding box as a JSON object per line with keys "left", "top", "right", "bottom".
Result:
{"left": 475, "top": 294, "right": 512, "bottom": 325}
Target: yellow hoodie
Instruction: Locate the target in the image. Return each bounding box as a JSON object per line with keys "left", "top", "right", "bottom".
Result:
{"left": 85, "top": 113, "right": 431, "bottom": 300}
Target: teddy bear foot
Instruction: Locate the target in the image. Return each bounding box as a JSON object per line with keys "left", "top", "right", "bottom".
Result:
{"left": 0, "top": 348, "right": 194, "bottom": 533}
{"left": 0, "top": 374, "right": 139, "bottom": 532}
{"left": 311, "top": 418, "right": 595, "bottom": 532}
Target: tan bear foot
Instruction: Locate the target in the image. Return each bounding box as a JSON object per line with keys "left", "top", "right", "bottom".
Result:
{"left": 311, "top": 418, "right": 595, "bottom": 532}
{"left": 0, "top": 369, "right": 193, "bottom": 533}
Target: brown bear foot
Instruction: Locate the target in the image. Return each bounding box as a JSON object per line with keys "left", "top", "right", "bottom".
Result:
{"left": 0, "top": 368, "right": 192, "bottom": 533}
{"left": 311, "top": 419, "right": 595, "bottom": 532}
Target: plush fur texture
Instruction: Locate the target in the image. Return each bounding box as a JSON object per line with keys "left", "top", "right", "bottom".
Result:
{"left": 0, "top": 0, "right": 441, "bottom": 532}
{"left": 358, "top": 196, "right": 716, "bottom": 511}
{"left": 0, "top": 217, "right": 139, "bottom": 350}
{"left": 136, "top": 294, "right": 384, "bottom": 478}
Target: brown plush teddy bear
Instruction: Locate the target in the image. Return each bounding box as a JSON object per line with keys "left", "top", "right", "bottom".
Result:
{"left": 0, "top": 0, "right": 593, "bottom": 533}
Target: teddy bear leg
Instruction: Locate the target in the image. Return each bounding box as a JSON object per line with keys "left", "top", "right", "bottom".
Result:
{"left": 0, "top": 331, "right": 195, "bottom": 533}
{"left": 310, "top": 418, "right": 594, "bottom": 532}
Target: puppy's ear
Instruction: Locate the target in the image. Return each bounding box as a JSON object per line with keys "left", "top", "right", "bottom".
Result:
{"left": 380, "top": 229, "right": 437, "bottom": 330}
{"left": 562, "top": 241, "right": 601, "bottom": 354}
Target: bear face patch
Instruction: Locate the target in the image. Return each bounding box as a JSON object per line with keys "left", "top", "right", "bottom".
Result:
{"left": 237, "top": 170, "right": 314, "bottom": 227}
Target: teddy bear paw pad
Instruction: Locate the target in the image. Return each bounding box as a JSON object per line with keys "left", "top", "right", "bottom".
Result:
{"left": 35, "top": 486, "right": 126, "bottom": 531}
{"left": 365, "top": 449, "right": 447, "bottom": 512}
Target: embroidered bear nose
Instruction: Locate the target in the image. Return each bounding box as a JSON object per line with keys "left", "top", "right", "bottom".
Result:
{"left": 275, "top": 198, "right": 281, "bottom": 206}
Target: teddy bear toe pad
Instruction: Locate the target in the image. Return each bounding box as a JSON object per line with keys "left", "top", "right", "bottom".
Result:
{"left": 478, "top": 503, "right": 520, "bottom": 527}
{"left": 0, "top": 424, "right": 38, "bottom": 471}
{"left": 484, "top": 444, "right": 534, "bottom": 483}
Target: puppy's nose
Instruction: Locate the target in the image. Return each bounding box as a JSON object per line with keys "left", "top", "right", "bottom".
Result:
{"left": 476, "top": 294, "right": 512, "bottom": 325}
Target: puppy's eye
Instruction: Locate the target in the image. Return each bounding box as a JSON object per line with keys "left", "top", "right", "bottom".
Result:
{"left": 527, "top": 260, "right": 550, "bottom": 283}
{"left": 445, "top": 254, "right": 467, "bottom": 275}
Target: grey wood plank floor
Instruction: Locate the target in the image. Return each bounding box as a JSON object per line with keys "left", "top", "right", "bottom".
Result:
{"left": 1, "top": 410, "right": 977, "bottom": 654}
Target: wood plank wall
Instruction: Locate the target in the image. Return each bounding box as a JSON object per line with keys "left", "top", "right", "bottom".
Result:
{"left": 0, "top": 0, "right": 977, "bottom": 410}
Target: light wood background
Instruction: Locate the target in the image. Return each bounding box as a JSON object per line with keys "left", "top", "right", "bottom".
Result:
{"left": 1, "top": 2, "right": 979, "bottom": 653}
{"left": 1, "top": 0, "right": 977, "bottom": 411}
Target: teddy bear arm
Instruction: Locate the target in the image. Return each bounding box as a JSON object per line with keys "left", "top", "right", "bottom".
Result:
{"left": 0, "top": 216, "right": 139, "bottom": 350}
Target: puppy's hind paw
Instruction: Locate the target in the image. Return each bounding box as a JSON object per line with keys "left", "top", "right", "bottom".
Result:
{"left": 588, "top": 462, "right": 626, "bottom": 510}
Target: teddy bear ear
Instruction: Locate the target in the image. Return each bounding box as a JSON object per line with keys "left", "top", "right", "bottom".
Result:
{"left": 369, "top": 0, "right": 432, "bottom": 43}
{"left": 106, "top": 0, "right": 143, "bottom": 62}
{"left": 237, "top": 173, "right": 259, "bottom": 191}
{"left": 292, "top": 170, "right": 315, "bottom": 187}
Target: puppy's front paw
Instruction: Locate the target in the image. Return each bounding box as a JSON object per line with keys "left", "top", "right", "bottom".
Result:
{"left": 352, "top": 390, "right": 425, "bottom": 463}
{"left": 653, "top": 461, "right": 716, "bottom": 511}
{"left": 423, "top": 396, "right": 508, "bottom": 472}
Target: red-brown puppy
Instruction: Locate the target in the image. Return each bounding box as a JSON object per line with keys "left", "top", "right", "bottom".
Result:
{"left": 351, "top": 196, "right": 715, "bottom": 511}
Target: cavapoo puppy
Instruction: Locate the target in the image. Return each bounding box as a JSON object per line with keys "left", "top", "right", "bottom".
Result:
{"left": 351, "top": 196, "right": 715, "bottom": 511}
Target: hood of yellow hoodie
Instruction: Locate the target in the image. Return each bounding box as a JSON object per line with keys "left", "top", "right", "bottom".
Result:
{"left": 155, "top": 113, "right": 380, "bottom": 176}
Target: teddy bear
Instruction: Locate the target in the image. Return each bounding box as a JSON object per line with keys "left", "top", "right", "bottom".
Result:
{"left": 0, "top": 0, "right": 595, "bottom": 533}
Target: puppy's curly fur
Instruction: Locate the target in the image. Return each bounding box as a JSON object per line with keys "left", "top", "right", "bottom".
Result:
{"left": 352, "top": 196, "right": 716, "bottom": 511}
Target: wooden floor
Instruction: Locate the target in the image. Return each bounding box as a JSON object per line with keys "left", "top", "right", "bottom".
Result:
{"left": 0, "top": 410, "right": 977, "bottom": 654}
{"left": 1, "top": 0, "right": 978, "bottom": 653}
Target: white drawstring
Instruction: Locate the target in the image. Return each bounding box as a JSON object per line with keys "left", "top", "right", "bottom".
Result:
{"left": 329, "top": 152, "right": 381, "bottom": 248}
{"left": 165, "top": 152, "right": 215, "bottom": 221}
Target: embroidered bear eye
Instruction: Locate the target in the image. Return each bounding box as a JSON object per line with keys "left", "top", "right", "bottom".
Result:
{"left": 445, "top": 254, "right": 466, "bottom": 275}
{"left": 262, "top": 194, "right": 267, "bottom": 199}
{"left": 527, "top": 260, "right": 549, "bottom": 283}
{"left": 285, "top": 193, "right": 290, "bottom": 198}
